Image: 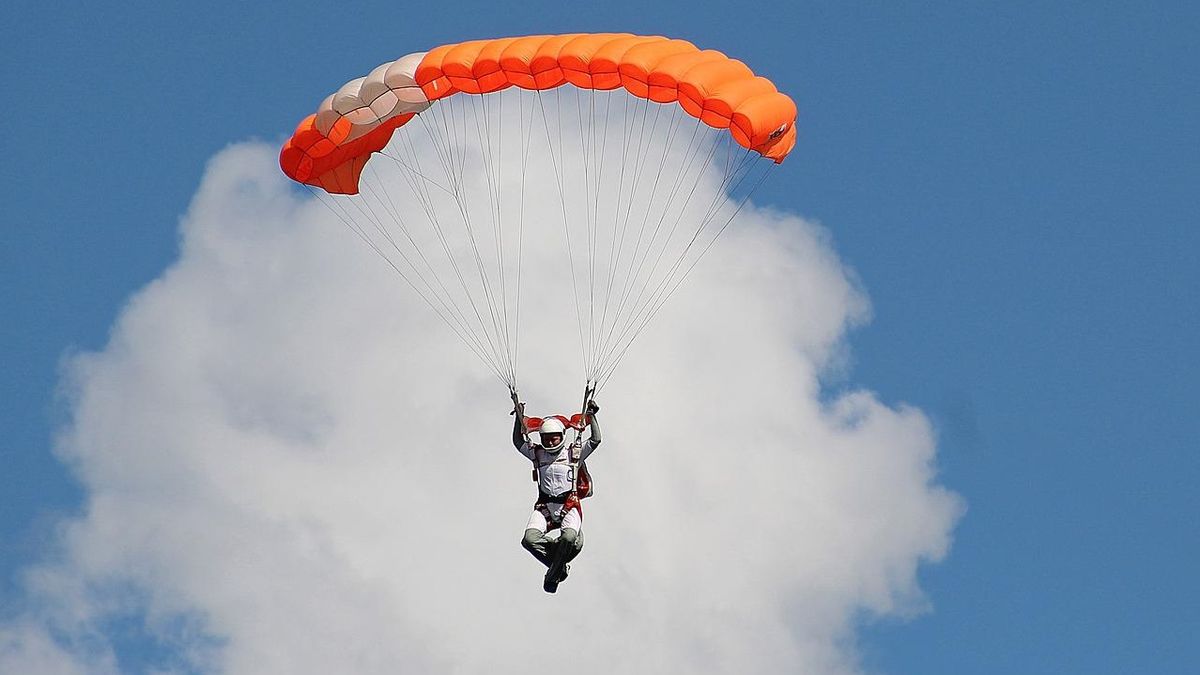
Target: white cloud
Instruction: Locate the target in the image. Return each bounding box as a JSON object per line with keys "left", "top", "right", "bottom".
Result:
{"left": 0, "top": 619, "right": 110, "bottom": 675}
{"left": 5, "top": 120, "right": 961, "bottom": 673}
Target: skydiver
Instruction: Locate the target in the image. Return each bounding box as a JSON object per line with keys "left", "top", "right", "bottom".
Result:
{"left": 510, "top": 392, "right": 601, "bottom": 593}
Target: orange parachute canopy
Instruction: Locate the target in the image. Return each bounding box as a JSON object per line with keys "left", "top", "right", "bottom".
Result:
{"left": 280, "top": 33, "right": 797, "bottom": 195}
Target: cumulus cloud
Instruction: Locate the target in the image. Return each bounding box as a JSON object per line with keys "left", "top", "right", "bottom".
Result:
{"left": 4, "top": 120, "right": 961, "bottom": 673}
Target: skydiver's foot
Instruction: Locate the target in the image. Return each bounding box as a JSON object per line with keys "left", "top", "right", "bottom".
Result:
{"left": 542, "top": 562, "right": 570, "bottom": 593}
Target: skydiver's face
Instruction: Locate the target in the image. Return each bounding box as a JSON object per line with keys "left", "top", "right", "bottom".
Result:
{"left": 541, "top": 432, "right": 563, "bottom": 449}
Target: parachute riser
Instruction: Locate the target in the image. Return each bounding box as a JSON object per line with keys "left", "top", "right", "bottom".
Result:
{"left": 580, "top": 380, "right": 596, "bottom": 423}
{"left": 572, "top": 380, "right": 597, "bottom": 494}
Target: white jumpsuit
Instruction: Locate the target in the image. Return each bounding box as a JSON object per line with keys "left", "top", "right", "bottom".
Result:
{"left": 517, "top": 438, "right": 597, "bottom": 533}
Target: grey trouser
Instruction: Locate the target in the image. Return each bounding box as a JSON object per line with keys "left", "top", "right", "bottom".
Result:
{"left": 522, "top": 527, "right": 584, "bottom": 569}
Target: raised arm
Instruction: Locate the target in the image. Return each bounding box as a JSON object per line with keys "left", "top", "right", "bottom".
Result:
{"left": 587, "top": 402, "right": 602, "bottom": 446}
{"left": 580, "top": 399, "right": 601, "bottom": 460}
{"left": 513, "top": 411, "right": 527, "bottom": 449}
{"left": 511, "top": 389, "right": 527, "bottom": 450}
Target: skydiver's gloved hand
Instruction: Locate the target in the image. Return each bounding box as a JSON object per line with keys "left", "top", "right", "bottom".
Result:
{"left": 586, "top": 400, "right": 602, "bottom": 445}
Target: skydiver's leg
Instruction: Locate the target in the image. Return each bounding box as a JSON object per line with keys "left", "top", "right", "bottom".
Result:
{"left": 545, "top": 509, "right": 584, "bottom": 591}
{"left": 556, "top": 508, "right": 585, "bottom": 565}
{"left": 557, "top": 527, "right": 584, "bottom": 565}
{"left": 521, "top": 509, "right": 554, "bottom": 568}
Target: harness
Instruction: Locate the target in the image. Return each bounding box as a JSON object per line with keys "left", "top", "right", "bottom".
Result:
{"left": 530, "top": 435, "right": 592, "bottom": 527}
{"left": 534, "top": 495, "right": 580, "bottom": 529}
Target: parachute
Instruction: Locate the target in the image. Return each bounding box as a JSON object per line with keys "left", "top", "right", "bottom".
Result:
{"left": 281, "top": 33, "right": 797, "bottom": 391}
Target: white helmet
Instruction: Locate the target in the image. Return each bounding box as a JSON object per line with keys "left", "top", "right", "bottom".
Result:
{"left": 538, "top": 417, "right": 567, "bottom": 451}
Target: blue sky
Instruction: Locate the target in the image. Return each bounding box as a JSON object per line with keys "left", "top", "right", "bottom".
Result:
{"left": 2, "top": 1, "right": 1197, "bottom": 673}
